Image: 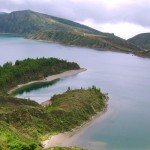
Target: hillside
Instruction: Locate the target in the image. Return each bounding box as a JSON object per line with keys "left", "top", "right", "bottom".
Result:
{"left": 0, "top": 10, "right": 104, "bottom": 35}
{"left": 28, "top": 30, "right": 141, "bottom": 52}
{"left": 0, "top": 10, "right": 141, "bottom": 52}
{"left": 128, "top": 33, "right": 150, "bottom": 50}
{"left": 0, "top": 87, "right": 107, "bottom": 150}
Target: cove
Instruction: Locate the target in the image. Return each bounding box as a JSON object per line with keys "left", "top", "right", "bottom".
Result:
{"left": 1, "top": 34, "right": 150, "bottom": 150}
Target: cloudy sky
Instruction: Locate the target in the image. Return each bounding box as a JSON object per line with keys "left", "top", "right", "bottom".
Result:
{"left": 0, "top": 0, "right": 150, "bottom": 39}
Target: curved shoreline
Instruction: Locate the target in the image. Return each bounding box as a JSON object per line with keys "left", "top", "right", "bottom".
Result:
{"left": 42, "top": 96, "right": 109, "bottom": 149}
{"left": 8, "top": 68, "right": 87, "bottom": 95}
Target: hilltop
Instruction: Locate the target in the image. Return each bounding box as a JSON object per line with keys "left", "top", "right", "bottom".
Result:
{"left": 0, "top": 10, "right": 104, "bottom": 35}
{"left": 128, "top": 33, "right": 150, "bottom": 57}
{"left": 128, "top": 33, "right": 150, "bottom": 50}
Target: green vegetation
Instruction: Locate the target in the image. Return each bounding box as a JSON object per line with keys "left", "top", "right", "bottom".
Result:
{"left": 0, "top": 10, "right": 104, "bottom": 35}
{"left": 0, "top": 87, "right": 107, "bottom": 150}
{"left": 128, "top": 33, "right": 150, "bottom": 57}
{"left": 29, "top": 30, "right": 141, "bottom": 52}
{"left": 0, "top": 57, "right": 79, "bottom": 95}
{"left": 132, "top": 50, "right": 150, "bottom": 58}
{"left": 128, "top": 33, "right": 150, "bottom": 50}
{"left": 0, "top": 10, "right": 142, "bottom": 53}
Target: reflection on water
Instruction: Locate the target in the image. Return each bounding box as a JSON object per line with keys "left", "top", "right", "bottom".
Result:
{"left": 14, "top": 79, "right": 59, "bottom": 95}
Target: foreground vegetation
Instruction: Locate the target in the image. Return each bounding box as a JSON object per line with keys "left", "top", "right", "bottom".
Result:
{"left": 0, "top": 57, "right": 80, "bottom": 95}
{"left": 0, "top": 87, "right": 107, "bottom": 150}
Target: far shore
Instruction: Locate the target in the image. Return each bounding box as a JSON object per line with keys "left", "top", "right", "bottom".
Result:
{"left": 8, "top": 68, "right": 87, "bottom": 95}
{"left": 42, "top": 96, "right": 109, "bottom": 149}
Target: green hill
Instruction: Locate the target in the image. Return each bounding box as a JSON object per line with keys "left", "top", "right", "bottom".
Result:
{"left": 0, "top": 87, "right": 106, "bottom": 150}
{"left": 0, "top": 10, "right": 141, "bottom": 52}
{"left": 0, "top": 10, "right": 104, "bottom": 35}
{"left": 128, "top": 33, "right": 150, "bottom": 50}
{"left": 28, "top": 30, "right": 141, "bottom": 52}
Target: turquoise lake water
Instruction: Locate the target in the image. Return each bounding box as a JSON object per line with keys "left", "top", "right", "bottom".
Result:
{"left": 1, "top": 35, "right": 150, "bottom": 150}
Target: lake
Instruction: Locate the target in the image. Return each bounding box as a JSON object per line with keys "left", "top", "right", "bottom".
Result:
{"left": 1, "top": 34, "right": 150, "bottom": 150}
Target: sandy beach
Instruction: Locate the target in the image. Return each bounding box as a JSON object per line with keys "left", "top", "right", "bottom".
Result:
{"left": 42, "top": 96, "right": 109, "bottom": 149}
{"left": 8, "top": 68, "right": 86, "bottom": 94}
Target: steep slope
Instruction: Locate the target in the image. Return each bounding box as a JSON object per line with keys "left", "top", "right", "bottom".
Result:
{"left": 128, "top": 33, "right": 150, "bottom": 50}
{"left": 0, "top": 10, "right": 104, "bottom": 35}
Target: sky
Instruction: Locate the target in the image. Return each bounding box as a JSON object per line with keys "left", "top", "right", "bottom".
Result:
{"left": 0, "top": 0, "right": 150, "bottom": 39}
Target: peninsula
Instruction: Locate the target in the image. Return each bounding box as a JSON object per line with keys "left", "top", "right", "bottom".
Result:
{"left": 0, "top": 87, "right": 107, "bottom": 150}
{"left": 9, "top": 68, "right": 86, "bottom": 95}
{"left": 0, "top": 57, "right": 108, "bottom": 150}
{"left": 0, "top": 57, "right": 80, "bottom": 95}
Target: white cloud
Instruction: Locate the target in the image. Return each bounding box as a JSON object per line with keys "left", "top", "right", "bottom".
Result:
{"left": 79, "top": 19, "right": 150, "bottom": 39}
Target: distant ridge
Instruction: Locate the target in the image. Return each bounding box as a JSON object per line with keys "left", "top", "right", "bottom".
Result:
{"left": 0, "top": 10, "right": 142, "bottom": 52}
{"left": 128, "top": 33, "right": 150, "bottom": 50}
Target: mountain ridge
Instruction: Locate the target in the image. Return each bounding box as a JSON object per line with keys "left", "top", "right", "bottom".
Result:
{"left": 0, "top": 10, "right": 142, "bottom": 53}
{"left": 0, "top": 10, "right": 106, "bottom": 35}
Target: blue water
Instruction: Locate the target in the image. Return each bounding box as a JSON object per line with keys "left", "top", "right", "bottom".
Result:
{"left": 1, "top": 35, "right": 150, "bottom": 150}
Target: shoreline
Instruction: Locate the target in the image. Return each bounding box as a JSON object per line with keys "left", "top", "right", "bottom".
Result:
{"left": 8, "top": 68, "right": 87, "bottom": 95}
{"left": 27, "top": 38, "right": 150, "bottom": 59}
{"left": 42, "top": 96, "right": 109, "bottom": 148}
{"left": 28, "top": 37, "right": 132, "bottom": 53}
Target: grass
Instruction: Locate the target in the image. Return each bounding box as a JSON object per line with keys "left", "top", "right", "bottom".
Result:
{"left": 29, "top": 30, "right": 141, "bottom": 53}
{"left": 0, "top": 86, "right": 107, "bottom": 150}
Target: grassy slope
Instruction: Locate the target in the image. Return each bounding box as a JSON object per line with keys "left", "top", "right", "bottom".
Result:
{"left": 29, "top": 30, "right": 141, "bottom": 52}
{"left": 128, "top": 33, "right": 150, "bottom": 57}
{"left": 0, "top": 10, "right": 104, "bottom": 35}
{"left": 0, "top": 87, "right": 107, "bottom": 150}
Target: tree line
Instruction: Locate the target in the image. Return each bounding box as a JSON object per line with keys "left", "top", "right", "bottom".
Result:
{"left": 0, "top": 57, "right": 80, "bottom": 94}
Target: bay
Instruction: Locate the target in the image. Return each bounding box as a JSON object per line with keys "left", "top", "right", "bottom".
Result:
{"left": 1, "top": 34, "right": 150, "bottom": 150}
